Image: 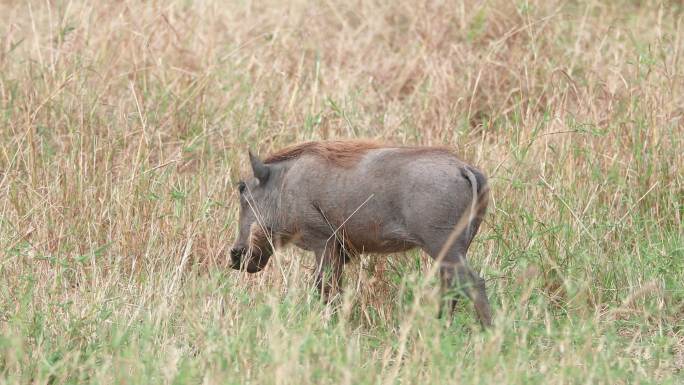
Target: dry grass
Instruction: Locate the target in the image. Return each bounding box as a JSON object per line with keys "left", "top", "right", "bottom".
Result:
{"left": 0, "top": 0, "right": 682, "bottom": 384}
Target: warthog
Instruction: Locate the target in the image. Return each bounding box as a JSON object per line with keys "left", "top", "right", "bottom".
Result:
{"left": 230, "top": 140, "right": 492, "bottom": 327}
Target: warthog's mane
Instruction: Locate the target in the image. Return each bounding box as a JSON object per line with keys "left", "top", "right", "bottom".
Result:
{"left": 263, "top": 140, "right": 455, "bottom": 167}
{"left": 263, "top": 140, "right": 386, "bottom": 167}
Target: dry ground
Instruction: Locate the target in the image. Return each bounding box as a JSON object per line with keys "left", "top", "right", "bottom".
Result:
{"left": 0, "top": 0, "right": 683, "bottom": 384}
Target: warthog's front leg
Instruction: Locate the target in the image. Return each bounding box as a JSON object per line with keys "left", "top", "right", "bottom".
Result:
{"left": 313, "top": 242, "right": 344, "bottom": 303}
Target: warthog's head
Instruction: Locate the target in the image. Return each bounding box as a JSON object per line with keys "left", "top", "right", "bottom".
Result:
{"left": 230, "top": 152, "right": 277, "bottom": 273}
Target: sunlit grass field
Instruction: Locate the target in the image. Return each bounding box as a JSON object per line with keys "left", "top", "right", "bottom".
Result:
{"left": 0, "top": 0, "right": 682, "bottom": 383}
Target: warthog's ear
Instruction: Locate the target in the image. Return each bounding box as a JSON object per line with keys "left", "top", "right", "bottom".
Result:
{"left": 249, "top": 150, "right": 270, "bottom": 184}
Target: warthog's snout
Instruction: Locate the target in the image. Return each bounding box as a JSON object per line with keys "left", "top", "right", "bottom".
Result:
{"left": 229, "top": 246, "right": 270, "bottom": 273}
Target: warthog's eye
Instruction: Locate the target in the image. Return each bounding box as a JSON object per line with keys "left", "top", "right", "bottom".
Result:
{"left": 237, "top": 181, "right": 246, "bottom": 194}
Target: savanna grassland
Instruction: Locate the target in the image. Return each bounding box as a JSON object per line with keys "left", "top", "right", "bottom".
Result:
{"left": 0, "top": 0, "right": 683, "bottom": 384}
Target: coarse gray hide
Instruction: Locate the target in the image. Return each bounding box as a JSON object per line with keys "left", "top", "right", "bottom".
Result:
{"left": 230, "top": 144, "right": 492, "bottom": 327}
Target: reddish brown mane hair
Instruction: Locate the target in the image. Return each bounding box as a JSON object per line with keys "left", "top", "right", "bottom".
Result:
{"left": 263, "top": 140, "right": 387, "bottom": 167}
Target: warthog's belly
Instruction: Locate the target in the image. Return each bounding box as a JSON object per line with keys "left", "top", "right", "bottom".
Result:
{"left": 334, "top": 220, "right": 421, "bottom": 255}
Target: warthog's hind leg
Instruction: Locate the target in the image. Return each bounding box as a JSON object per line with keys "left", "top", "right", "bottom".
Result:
{"left": 437, "top": 264, "right": 460, "bottom": 319}
{"left": 426, "top": 233, "right": 492, "bottom": 328}
{"left": 455, "top": 262, "right": 492, "bottom": 327}
{"left": 438, "top": 260, "right": 492, "bottom": 327}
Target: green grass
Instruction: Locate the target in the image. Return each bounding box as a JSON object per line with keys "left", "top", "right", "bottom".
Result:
{"left": 0, "top": 0, "right": 683, "bottom": 383}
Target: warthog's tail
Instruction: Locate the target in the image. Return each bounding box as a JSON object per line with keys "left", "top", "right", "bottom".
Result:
{"left": 460, "top": 166, "right": 489, "bottom": 246}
